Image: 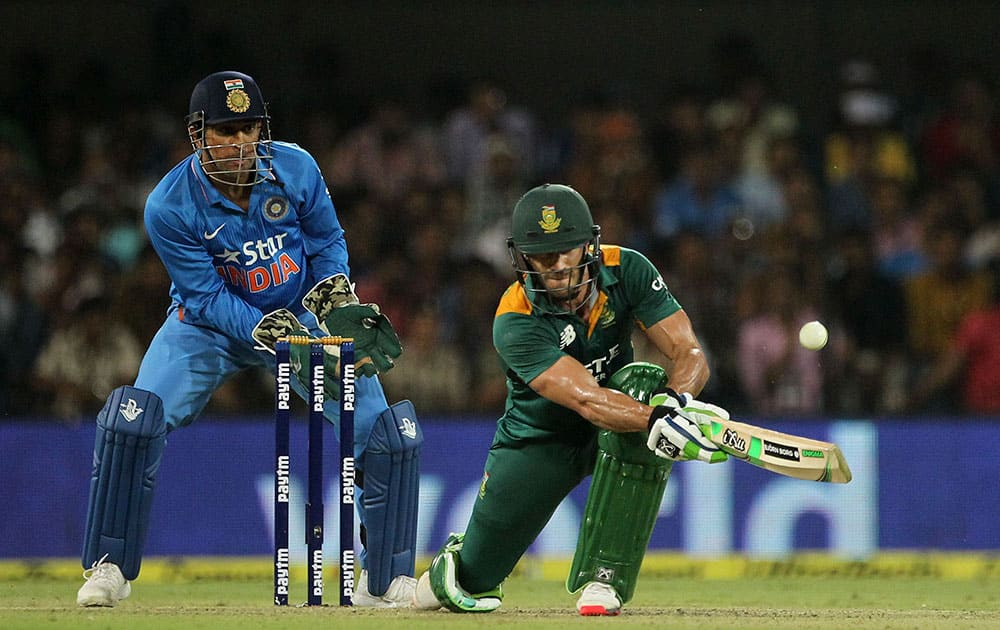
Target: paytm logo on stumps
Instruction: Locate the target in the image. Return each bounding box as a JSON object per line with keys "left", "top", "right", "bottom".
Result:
{"left": 341, "top": 363, "right": 355, "bottom": 412}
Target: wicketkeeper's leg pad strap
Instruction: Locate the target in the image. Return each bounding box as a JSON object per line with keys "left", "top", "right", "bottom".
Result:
{"left": 82, "top": 386, "right": 166, "bottom": 581}
{"left": 362, "top": 399, "right": 423, "bottom": 596}
{"left": 567, "top": 430, "right": 672, "bottom": 603}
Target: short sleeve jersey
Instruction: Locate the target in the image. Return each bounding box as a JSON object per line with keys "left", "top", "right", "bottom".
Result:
{"left": 492, "top": 245, "right": 681, "bottom": 442}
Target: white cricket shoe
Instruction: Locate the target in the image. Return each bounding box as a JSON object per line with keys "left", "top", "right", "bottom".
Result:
{"left": 411, "top": 571, "right": 442, "bottom": 610}
{"left": 576, "top": 581, "right": 621, "bottom": 616}
{"left": 351, "top": 569, "right": 417, "bottom": 608}
{"left": 76, "top": 554, "right": 131, "bottom": 607}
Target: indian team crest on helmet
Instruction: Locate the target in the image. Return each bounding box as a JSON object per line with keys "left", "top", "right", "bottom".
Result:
{"left": 538, "top": 205, "right": 561, "bottom": 233}
{"left": 264, "top": 196, "right": 289, "bottom": 220}
{"left": 226, "top": 89, "right": 251, "bottom": 114}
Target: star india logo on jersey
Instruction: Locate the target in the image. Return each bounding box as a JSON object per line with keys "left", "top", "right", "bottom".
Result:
{"left": 538, "top": 205, "right": 561, "bottom": 233}
{"left": 212, "top": 231, "right": 301, "bottom": 294}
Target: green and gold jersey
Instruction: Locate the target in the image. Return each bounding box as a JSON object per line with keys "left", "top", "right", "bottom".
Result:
{"left": 492, "top": 245, "right": 681, "bottom": 443}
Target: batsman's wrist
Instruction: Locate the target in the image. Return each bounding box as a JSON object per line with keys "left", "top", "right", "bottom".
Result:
{"left": 650, "top": 388, "right": 683, "bottom": 408}
{"left": 662, "top": 387, "right": 681, "bottom": 399}
{"left": 647, "top": 405, "right": 672, "bottom": 431}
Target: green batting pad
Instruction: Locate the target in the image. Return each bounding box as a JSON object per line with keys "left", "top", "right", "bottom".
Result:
{"left": 567, "top": 429, "right": 672, "bottom": 603}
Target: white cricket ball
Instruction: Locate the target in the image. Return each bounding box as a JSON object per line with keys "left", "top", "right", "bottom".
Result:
{"left": 799, "top": 320, "right": 829, "bottom": 350}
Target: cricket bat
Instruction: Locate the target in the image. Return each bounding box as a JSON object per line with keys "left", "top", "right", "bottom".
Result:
{"left": 702, "top": 418, "right": 852, "bottom": 483}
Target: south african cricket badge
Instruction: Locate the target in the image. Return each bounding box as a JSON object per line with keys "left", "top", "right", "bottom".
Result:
{"left": 598, "top": 306, "right": 616, "bottom": 328}
{"left": 538, "top": 205, "right": 561, "bottom": 233}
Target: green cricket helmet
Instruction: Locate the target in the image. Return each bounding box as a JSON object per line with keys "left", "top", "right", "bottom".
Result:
{"left": 507, "top": 183, "right": 603, "bottom": 313}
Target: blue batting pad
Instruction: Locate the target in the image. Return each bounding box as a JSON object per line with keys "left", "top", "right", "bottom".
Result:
{"left": 82, "top": 386, "right": 166, "bottom": 580}
{"left": 362, "top": 400, "right": 423, "bottom": 596}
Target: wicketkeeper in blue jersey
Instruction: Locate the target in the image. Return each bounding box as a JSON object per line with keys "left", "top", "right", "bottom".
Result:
{"left": 76, "top": 71, "right": 422, "bottom": 608}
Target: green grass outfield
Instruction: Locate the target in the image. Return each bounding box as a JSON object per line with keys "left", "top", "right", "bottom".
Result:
{"left": 3, "top": 554, "right": 999, "bottom": 629}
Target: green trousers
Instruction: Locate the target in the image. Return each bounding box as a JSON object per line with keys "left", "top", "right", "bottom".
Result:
{"left": 457, "top": 432, "right": 598, "bottom": 594}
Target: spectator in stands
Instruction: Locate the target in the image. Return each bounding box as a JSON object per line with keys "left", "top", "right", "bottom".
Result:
{"left": 379, "top": 306, "right": 470, "bottom": 414}
{"left": 564, "top": 103, "right": 659, "bottom": 244}
{"left": 112, "top": 244, "right": 172, "bottom": 344}
{"left": 641, "top": 231, "right": 738, "bottom": 405}
{"left": 825, "top": 59, "right": 917, "bottom": 234}
{"left": 947, "top": 166, "right": 1000, "bottom": 270}
{"left": 909, "top": 259, "right": 1000, "bottom": 414}
{"left": 441, "top": 257, "right": 513, "bottom": 414}
{"left": 459, "top": 135, "right": 526, "bottom": 274}
{"left": 336, "top": 195, "right": 389, "bottom": 283}
{"left": 706, "top": 69, "right": 799, "bottom": 180}
{"left": 734, "top": 134, "right": 802, "bottom": 236}
{"left": 650, "top": 140, "right": 743, "bottom": 245}
{"left": 921, "top": 70, "right": 1000, "bottom": 182}
{"left": 0, "top": 240, "right": 48, "bottom": 415}
{"left": 32, "top": 294, "right": 143, "bottom": 422}
{"left": 868, "top": 176, "right": 927, "bottom": 281}
{"left": 443, "top": 79, "right": 536, "bottom": 184}
{"left": 35, "top": 207, "right": 115, "bottom": 329}
{"left": 324, "top": 98, "right": 446, "bottom": 206}
{"left": 903, "top": 219, "right": 993, "bottom": 408}
{"left": 648, "top": 85, "right": 711, "bottom": 182}
{"left": 755, "top": 166, "right": 828, "bottom": 287}
{"left": 736, "top": 264, "right": 824, "bottom": 416}
{"left": 825, "top": 229, "right": 909, "bottom": 414}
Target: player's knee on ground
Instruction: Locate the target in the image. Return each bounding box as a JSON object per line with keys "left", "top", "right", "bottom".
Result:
{"left": 427, "top": 533, "right": 503, "bottom": 613}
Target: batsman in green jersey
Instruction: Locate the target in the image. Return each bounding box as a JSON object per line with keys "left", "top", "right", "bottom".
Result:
{"left": 414, "top": 184, "right": 730, "bottom": 615}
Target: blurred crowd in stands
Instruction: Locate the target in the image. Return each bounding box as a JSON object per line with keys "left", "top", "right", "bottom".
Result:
{"left": 2, "top": 39, "right": 999, "bottom": 423}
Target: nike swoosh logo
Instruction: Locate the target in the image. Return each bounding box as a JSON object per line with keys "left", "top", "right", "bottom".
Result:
{"left": 204, "top": 223, "right": 226, "bottom": 240}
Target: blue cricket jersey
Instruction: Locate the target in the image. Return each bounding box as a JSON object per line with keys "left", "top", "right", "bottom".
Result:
{"left": 144, "top": 141, "right": 348, "bottom": 341}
